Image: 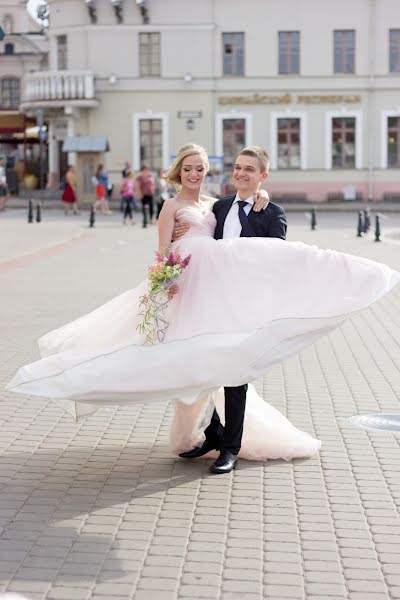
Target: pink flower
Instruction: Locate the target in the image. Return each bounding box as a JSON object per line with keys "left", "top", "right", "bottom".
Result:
{"left": 181, "top": 254, "right": 191, "bottom": 268}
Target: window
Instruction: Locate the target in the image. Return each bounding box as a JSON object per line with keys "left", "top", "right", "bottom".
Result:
{"left": 332, "top": 117, "right": 356, "bottom": 168}
{"left": 223, "top": 33, "right": 244, "bottom": 76}
{"left": 222, "top": 119, "right": 246, "bottom": 171}
{"left": 56, "top": 35, "right": 68, "bottom": 70}
{"left": 1, "top": 78, "right": 20, "bottom": 109}
{"left": 388, "top": 117, "right": 400, "bottom": 167}
{"left": 279, "top": 32, "right": 300, "bottom": 75}
{"left": 334, "top": 30, "right": 355, "bottom": 74}
{"left": 3, "top": 14, "right": 14, "bottom": 34}
{"left": 389, "top": 29, "right": 400, "bottom": 73}
{"left": 139, "top": 32, "right": 160, "bottom": 77}
{"left": 139, "top": 119, "right": 162, "bottom": 170}
{"left": 277, "top": 118, "right": 300, "bottom": 168}
{"left": 4, "top": 43, "right": 14, "bottom": 55}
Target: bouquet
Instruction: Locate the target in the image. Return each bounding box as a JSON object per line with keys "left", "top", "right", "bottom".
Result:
{"left": 137, "top": 248, "right": 191, "bottom": 344}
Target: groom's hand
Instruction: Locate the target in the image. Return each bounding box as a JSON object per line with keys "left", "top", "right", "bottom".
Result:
{"left": 253, "top": 189, "right": 270, "bottom": 212}
{"left": 171, "top": 221, "right": 190, "bottom": 241}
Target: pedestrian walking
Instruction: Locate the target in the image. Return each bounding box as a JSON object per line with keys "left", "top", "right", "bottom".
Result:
{"left": 155, "top": 168, "right": 172, "bottom": 219}
{"left": 137, "top": 165, "right": 155, "bottom": 225}
{"left": 93, "top": 164, "right": 112, "bottom": 215}
{"left": 120, "top": 170, "right": 138, "bottom": 225}
{"left": 120, "top": 161, "right": 131, "bottom": 211}
{"left": 121, "top": 160, "right": 131, "bottom": 179}
{"left": 0, "top": 157, "right": 9, "bottom": 211}
{"left": 61, "top": 165, "right": 79, "bottom": 215}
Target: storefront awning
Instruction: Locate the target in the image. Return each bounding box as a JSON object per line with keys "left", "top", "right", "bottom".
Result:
{"left": 62, "top": 136, "right": 110, "bottom": 152}
{"left": 0, "top": 113, "right": 25, "bottom": 133}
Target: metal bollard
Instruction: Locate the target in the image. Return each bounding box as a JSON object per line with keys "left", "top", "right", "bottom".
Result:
{"left": 143, "top": 204, "right": 149, "bottom": 228}
{"left": 28, "top": 199, "right": 34, "bottom": 223}
{"left": 357, "top": 211, "right": 364, "bottom": 237}
{"left": 36, "top": 202, "right": 42, "bottom": 223}
{"left": 375, "top": 214, "right": 381, "bottom": 242}
{"left": 363, "top": 208, "right": 371, "bottom": 233}
{"left": 310, "top": 207, "right": 316, "bottom": 231}
{"left": 89, "top": 205, "right": 95, "bottom": 228}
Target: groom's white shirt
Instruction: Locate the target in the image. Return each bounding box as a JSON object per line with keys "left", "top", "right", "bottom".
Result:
{"left": 223, "top": 194, "right": 254, "bottom": 239}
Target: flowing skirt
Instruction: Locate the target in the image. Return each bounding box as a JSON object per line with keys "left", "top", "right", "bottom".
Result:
{"left": 6, "top": 235, "right": 399, "bottom": 458}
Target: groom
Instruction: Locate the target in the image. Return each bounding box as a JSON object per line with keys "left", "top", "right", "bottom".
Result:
{"left": 179, "top": 146, "right": 287, "bottom": 474}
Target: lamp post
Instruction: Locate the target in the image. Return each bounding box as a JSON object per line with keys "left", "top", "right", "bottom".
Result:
{"left": 36, "top": 109, "right": 45, "bottom": 205}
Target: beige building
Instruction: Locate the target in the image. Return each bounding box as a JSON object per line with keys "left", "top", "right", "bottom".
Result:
{"left": 20, "top": 0, "right": 400, "bottom": 201}
{"left": 0, "top": 0, "right": 47, "bottom": 192}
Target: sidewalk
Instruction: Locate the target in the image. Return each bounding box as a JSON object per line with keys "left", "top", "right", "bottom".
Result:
{"left": 1, "top": 213, "right": 400, "bottom": 600}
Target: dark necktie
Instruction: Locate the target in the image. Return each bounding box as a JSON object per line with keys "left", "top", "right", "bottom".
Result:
{"left": 237, "top": 200, "right": 254, "bottom": 237}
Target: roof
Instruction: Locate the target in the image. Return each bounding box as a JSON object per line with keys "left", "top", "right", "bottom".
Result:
{"left": 62, "top": 136, "right": 110, "bottom": 153}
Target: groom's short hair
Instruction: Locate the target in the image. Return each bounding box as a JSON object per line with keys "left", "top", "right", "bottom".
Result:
{"left": 238, "top": 146, "right": 269, "bottom": 173}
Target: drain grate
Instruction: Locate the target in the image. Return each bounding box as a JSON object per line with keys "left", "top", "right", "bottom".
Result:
{"left": 348, "top": 414, "right": 400, "bottom": 432}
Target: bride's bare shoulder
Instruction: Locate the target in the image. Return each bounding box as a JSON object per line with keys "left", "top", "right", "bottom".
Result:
{"left": 159, "top": 196, "right": 180, "bottom": 218}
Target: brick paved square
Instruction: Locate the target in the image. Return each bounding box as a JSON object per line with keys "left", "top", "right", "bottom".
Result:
{"left": 1, "top": 211, "right": 400, "bottom": 599}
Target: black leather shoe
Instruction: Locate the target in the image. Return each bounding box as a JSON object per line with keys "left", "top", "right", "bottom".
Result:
{"left": 209, "top": 451, "right": 238, "bottom": 474}
{"left": 179, "top": 439, "right": 217, "bottom": 459}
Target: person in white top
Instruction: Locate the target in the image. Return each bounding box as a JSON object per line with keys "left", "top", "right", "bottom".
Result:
{"left": 0, "top": 157, "right": 9, "bottom": 210}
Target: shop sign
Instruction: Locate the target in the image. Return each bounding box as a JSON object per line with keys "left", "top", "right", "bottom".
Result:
{"left": 219, "top": 94, "right": 290, "bottom": 105}
{"left": 218, "top": 93, "right": 361, "bottom": 105}
{"left": 177, "top": 111, "right": 202, "bottom": 118}
{"left": 297, "top": 95, "right": 361, "bottom": 104}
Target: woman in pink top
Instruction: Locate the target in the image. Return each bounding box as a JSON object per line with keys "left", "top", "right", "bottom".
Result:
{"left": 120, "top": 170, "right": 137, "bottom": 224}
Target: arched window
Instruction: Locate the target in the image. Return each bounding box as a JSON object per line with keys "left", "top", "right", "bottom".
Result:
{"left": 3, "top": 14, "right": 14, "bottom": 34}
{"left": 1, "top": 78, "right": 20, "bottom": 109}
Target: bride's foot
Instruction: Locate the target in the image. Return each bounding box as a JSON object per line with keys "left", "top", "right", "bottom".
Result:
{"left": 209, "top": 450, "right": 238, "bottom": 474}
{"left": 179, "top": 439, "right": 217, "bottom": 459}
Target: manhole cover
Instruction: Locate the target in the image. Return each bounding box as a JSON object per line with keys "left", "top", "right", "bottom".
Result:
{"left": 348, "top": 414, "right": 400, "bottom": 432}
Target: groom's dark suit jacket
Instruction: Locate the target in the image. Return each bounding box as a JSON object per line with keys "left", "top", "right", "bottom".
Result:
{"left": 212, "top": 194, "right": 287, "bottom": 241}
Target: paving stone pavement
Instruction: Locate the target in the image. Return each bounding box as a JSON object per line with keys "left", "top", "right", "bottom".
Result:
{"left": 1, "top": 209, "right": 400, "bottom": 600}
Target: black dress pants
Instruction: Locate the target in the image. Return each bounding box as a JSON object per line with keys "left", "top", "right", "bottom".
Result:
{"left": 204, "top": 384, "right": 248, "bottom": 455}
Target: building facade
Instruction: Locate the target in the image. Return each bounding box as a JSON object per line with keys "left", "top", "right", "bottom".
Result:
{"left": 21, "top": 0, "right": 400, "bottom": 201}
{"left": 0, "top": 0, "right": 47, "bottom": 192}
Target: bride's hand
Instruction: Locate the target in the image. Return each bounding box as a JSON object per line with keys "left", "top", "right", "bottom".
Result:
{"left": 253, "top": 189, "right": 270, "bottom": 212}
{"left": 171, "top": 220, "right": 190, "bottom": 242}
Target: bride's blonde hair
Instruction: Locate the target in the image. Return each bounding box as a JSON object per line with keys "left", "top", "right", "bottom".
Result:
{"left": 167, "top": 144, "right": 209, "bottom": 186}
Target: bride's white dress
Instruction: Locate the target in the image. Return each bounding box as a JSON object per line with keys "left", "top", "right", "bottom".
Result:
{"left": 6, "top": 202, "right": 400, "bottom": 460}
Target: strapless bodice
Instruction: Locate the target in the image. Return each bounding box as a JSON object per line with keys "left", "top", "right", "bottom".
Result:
{"left": 175, "top": 203, "right": 216, "bottom": 239}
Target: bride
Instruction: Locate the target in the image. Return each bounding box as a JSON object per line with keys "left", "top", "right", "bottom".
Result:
{"left": 6, "top": 144, "right": 399, "bottom": 470}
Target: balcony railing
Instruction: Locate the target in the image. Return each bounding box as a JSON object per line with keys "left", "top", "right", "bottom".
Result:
{"left": 23, "top": 70, "right": 95, "bottom": 103}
